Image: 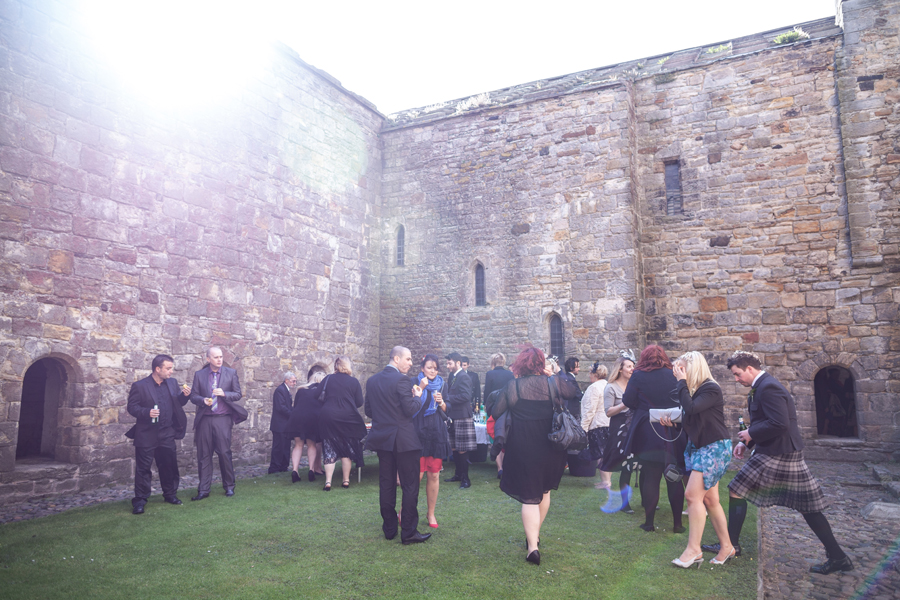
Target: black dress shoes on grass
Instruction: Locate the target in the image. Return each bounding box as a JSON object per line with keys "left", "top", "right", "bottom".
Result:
{"left": 810, "top": 555, "right": 853, "bottom": 575}
{"left": 459, "top": 478, "right": 471, "bottom": 489}
{"left": 225, "top": 489, "right": 234, "bottom": 497}
{"left": 191, "top": 493, "right": 210, "bottom": 501}
{"left": 445, "top": 475, "right": 462, "bottom": 482}
{"left": 401, "top": 531, "right": 432, "bottom": 545}
{"left": 164, "top": 497, "right": 182, "bottom": 505}
{"left": 132, "top": 504, "right": 145, "bottom": 515}
{"left": 701, "top": 542, "right": 742, "bottom": 557}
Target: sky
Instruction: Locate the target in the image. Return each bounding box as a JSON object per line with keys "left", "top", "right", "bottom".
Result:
{"left": 80, "top": 0, "right": 838, "bottom": 115}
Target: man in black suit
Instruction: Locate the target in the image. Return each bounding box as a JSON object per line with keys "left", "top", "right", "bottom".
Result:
{"left": 365, "top": 346, "right": 429, "bottom": 544}
{"left": 702, "top": 351, "right": 852, "bottom": 575}
{"left": 125, "top": 354, "right": 190, "bottom": 514}
{"left": 444, "top": 352, "right": 475, "bottom": 489}
{"left": 268, "top": 371, "right": 297, "bottom": 474}
{"left": 461, "top": 356, "right": 481, "bottom": 411}
{"left": 189, "top": 346, "right": 248, "bottom": 500}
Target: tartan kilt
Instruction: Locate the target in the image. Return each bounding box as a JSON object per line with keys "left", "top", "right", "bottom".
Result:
{"left": 449, "top": 417, "right": 477, "bottom": 452}
{"left": 728, "top": 451, "right": 827, "bottom": 514}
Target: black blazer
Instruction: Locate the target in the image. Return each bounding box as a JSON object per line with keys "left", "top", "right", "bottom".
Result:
{"left": 672, "top": 379, "right": 729, "bottom": 448}
{"left": 189, "top": 365, "right": 248, "bottom": 428}
{"left": 125, "top": 375, "right": 189, "bottom": 446}
{"left": 483, "top": 367, "right": 515, "bottom": 415}
{"left": 468, "top": 370, "right": 482, "bottom": 406}
{"left": 364, "top": 366, "right": 423, "bottom": 453}
{"left": 746, "top": 371, "right": 804, "bottom": 456}
{"left": 444, "top": 369, "right": 474, "bottom": 420}
{"left": 269, "top": 383, "right": 292, "bottom": 433}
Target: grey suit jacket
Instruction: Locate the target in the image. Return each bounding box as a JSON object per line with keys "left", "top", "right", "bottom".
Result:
{"left": 189, "top": 365, "right": 248, "bottom": 428}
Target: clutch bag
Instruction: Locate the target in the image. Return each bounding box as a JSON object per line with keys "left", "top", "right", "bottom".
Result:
{"left": 649, "top": 407, "right": 682, "bottom": 424}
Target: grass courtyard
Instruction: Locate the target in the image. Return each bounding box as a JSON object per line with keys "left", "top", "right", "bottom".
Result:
{"left": 0, "top": 459, "right": 757, "bottom": 600}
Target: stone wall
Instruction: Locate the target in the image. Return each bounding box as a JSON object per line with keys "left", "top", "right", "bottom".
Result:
{"left": 0, "top": 0, "right": 384, "bottom": 499}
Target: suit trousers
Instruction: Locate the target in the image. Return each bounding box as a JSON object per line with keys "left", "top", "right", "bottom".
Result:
{"left": 268, "top": 432, "right": 292, "bottom": 473}
{"left": 196, "top": 415, "right": 235, "bottom": 494}
{"left": 377, "top": 449, "right": 420, "bottom": 540}
{"left": 133, "top": 444, "right": 179, "bottom": 507}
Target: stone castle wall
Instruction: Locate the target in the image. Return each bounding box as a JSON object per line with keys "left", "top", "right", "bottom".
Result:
{"left": 0, "top": 0, "right": 384, "bottom": 498}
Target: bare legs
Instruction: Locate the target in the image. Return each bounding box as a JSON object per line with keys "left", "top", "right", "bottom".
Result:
{"left": 678, "top": 471, "right": 732, "bottom": 563}
{"left": 291, "top": 439, "right": 319, "bottom": 475}
{"left": 522, "top": 492, "right": 551, "bottom": 554}
{"left": 325, "top": 457, "right": 353, "bottom": 486}
{"left": 496, "top": 450, "right": 504, "bottom": 474}
{"left": 418, "top": 471, "right": 440, "bottom": 525}
{"left": 291, "top": 437, "right": 304, "bottom": 473}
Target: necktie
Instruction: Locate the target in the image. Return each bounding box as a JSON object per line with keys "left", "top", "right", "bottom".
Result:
{"left": 211, "top": 372, "right": 220, "bottom": 411}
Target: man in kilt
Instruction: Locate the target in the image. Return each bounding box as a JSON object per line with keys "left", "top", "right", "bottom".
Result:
{"left": 444, "top": 352, "right": 476, "bottom": 489}
{"left": 701, "top": 351, "right": 852, "bottom": 575}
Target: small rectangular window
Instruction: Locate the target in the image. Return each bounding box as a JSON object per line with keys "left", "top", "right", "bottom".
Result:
{"left": 396, "top": 226, "right": 405, "bottom": 266}
{"left": 664, "top": 161, "right": 683, "bottom": 216}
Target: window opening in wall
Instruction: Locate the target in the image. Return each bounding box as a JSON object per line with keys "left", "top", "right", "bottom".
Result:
{"left": 307, "top": 365, "right": 327, "bottom": 381}
{"left": 16, "top": 358, "right": 63, "bottom": 460}
{"left": 475, "top": 263, "right": 486, "bottom": 306}
{"left": 814, "top": 366, "right": 857, "bottom": 438}
{"left": 549, "top": 314, "right": 565, "bottom": 362}
{"left": 396, "top": 226, "right": 405, "bottom": 266}
{"left": 664, "top": 160, "right": 683, "bottom": 216}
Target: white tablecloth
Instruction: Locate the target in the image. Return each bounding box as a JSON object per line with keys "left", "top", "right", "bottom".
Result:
{"left": 474, "top": 422, "right": 490, "bottom": 445}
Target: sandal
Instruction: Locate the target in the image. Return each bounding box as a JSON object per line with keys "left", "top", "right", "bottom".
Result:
{"left": 323, "top": 482, "right": 332, "bottom": 491}
{"left": 341, "top": 481, "right": 350, "bottom": 489}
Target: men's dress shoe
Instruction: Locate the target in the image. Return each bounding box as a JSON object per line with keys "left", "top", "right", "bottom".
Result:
{"left": 445, "top": 475, "right": 462, "bottom": 482}
{"left": 401, "top": 531, "right": 432, "bottom": 545}
{"left": 225, "top": 489, "right": 235, "bottom": 497}
{"left": 459, "top": 478, "right": 471, "bottom": 489}
{"left": 702, "top": 542, "right": 742, "bottom": 557}
{"left": 164, "top": 497, "right": 183, "bottom": 505}
{"left": 191, "top": 493, "right": 210, "bottom": 501}
{"left": 810, "top": 555, "right": 853, "bottom": 575}
{"left": 132, "top": 504, "right": 145, "bottom": 515}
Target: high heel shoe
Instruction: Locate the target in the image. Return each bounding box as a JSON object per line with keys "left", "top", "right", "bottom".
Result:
{"left": 308, "top": 470, "right": 316, "bottom": 482}
{"left": 341, "top": 481, "right": 350, "bottom": 489}
{"left": 291, "top": 470, "right": 301, "bottom": 483}
{"left": 323, "top": 482, "right": 332, "bottom": 491}
{"left": 525, "top": 550, "right": 541, "bottom": 565}
{"left": 672, "top": 553, "right": 704, "bottom": 568}
{"left": 709, "top": 547, "right": 737, "bottom": 565}
{"left": 428, "top": 520, "right": 439, "bottom": 529}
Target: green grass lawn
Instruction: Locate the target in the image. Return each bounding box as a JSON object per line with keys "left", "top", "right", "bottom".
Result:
{"left": 0, "top": 459, "right": 756, "bottom": 600}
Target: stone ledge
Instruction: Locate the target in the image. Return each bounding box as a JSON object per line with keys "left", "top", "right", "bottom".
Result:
{"left": 861, "top": 501, "right": 900, "bottom": 521}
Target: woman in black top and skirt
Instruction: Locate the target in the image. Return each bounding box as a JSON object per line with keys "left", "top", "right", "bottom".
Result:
{"left": 491, "top": 347, "right": 566, "bottom": 566}
{"left": 483, "top": 352, "right": 515, "bottom": 479}
{"left": 286, "top": 369, "right": 326, "bottom": 482}
{"left": 318, "top": 356, "right": 367, "bottom": 491}
{"left": 622, "top": 345, "right": 686, "bottom": 533}
{"left": 412, "top": 354, "right": 451, "bottom": 529}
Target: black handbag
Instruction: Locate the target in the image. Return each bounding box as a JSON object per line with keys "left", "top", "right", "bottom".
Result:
{"left": 547, "top": 376, "right": 587, "bottom": 452}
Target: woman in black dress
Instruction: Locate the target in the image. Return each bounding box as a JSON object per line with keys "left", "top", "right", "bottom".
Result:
{"left": 318, "top": 356, "right": 367, "bottom": 491}
{"left": 286, "top": 369, "right": 326, "bottom": 483}
{"left": 412, "top": 354, "right": 451, "bottom": 528}
{"left": 622, "top": 345, "right": 686, "bottom": 533}
{"left": 491, "top": 347, "right": 566, "bottom": 566}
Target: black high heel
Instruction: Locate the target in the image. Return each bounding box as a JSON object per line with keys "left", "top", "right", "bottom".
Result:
{"left": 526, "top": 550, "right": 541, "bottom": 565}
{"left": 291, "top": 470, "right": 301, "bottom": 483}
{"left": 308, "top": 470, "right": 316, "bottom": 482}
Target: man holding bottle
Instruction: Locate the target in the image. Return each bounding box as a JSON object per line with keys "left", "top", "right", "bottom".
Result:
{"left": 125, "top": 354, "right": 191, "bottom": 514}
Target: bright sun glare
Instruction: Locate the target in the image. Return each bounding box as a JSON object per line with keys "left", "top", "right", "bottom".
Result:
{"left": 80, "top": 0, "right": 272, "bottom": 109}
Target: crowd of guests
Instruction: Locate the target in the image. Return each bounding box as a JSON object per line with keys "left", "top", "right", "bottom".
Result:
{"left": 132, "top": 343, "right": 850, "bottom": 574}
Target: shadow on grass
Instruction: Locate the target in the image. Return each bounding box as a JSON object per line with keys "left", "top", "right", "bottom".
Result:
{"left": 0, "top": 459, "right": 757, "bottom": 600}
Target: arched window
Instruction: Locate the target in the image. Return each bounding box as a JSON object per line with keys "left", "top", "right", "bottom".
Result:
{"left": 17, "top": 358, "right": 64, "bottom": 460}
{"left": 549, "top": 314, "right": 564, "bottom": 361}
{"left": 396, "top": 226, "right": 405, "bottom": 266}
{"left": 814, "top": 366, "right": 857, "bottom": 438}
{"left": 475, "top": 263, "right": 486, "bottom": 306}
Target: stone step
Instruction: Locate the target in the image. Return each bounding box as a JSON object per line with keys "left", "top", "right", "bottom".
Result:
{"left": 0, "top": 460, "right": 79, "bottom": 484}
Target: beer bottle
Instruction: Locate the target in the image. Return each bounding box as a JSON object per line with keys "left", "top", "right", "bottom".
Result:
{"left": 152, "top": 404, "right": 159, "bottom": 424}
{"left": 738, "top": 416, "right": 747, "bottom": 431}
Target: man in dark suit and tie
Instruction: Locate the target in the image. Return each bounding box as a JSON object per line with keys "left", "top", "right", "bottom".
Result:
{"left": 461, "top": 356, "right": 481, "bottom": 410}
{"left": 125, "top": 354, "right": 191, "bottom": 514}
{"left": 268, "top": 371, "right": 297, "bottom": 474}
{"left": 365, "top": 346, "right": 429, "bottom": 544}
{"left": 189, "top": 346, "right": 248, "bottom": 500}
{"left": 444, "top": 352, "right": 475, "bottom": 488}
{"left": 702, "top": 351, "right": 852, "bottom": 575}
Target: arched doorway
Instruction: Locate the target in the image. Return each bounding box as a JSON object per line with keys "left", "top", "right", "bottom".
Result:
{"left": 16, "top": 358, "right": 65, "bottom": 460}
{"left": 814, "top": 366, "right": 857, "bottom": 438}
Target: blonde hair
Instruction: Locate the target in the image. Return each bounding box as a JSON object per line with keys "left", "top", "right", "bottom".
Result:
{"left": 490, "top": 352, "right": 507, "bottom": 368}
{"left": 677, "top": 351, "right": 716, "bottom": 395}
{"left": 545, "top": 356, "right": 560, "bottom": 374}
{"left": 608, "top": 356, "right": 634, "bottom": 384}
{"left": 300, "top": 369, "right": 326, "bottom": 389}
{"left": 334, "top": 356, "right": 353, "bottom": 376}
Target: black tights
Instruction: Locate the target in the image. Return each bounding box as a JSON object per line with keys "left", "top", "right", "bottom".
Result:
{"left": 639, "top": 462, "right": 685, "bottom": 529}
{"left": 619, "top": 468, "right": 633, "bottom": 506}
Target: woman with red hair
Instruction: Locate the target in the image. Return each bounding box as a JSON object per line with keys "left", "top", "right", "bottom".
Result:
{"left": 622, "top": 345, "right": 686, "bottom": 533}
{"left": 491, "top": 347, "right": 565, "bottom": 566}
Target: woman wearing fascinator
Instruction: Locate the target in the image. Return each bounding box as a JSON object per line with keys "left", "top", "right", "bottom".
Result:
{"left": 413, "top": 354, "right": 451, "bottom": 529}
{"left": 580, "top": 361, "right": 611, "bottom": 488}
{"left": 600, "top": 351, "right": 638, "bottom": 513}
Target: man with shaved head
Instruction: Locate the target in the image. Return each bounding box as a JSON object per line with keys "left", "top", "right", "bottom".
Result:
{"left": 365, "top": 346, "right": 429, "bottom": 544}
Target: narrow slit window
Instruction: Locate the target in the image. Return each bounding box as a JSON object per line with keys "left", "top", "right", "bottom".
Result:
{"left": 665, "top": 161, "right": 683, "bottom": 216}
{"left": 396, "top": 226, "right": 405, "bottom": 266}
{"left": 475, "top": 263, "right": 486, "bottom": 306}
{"left": 549, "top": 314, "right": 564, "bottom": 361}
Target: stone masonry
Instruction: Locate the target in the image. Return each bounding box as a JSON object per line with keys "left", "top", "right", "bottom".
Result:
{"left": 0, "top": 0, "right": 898, "bottom": 501}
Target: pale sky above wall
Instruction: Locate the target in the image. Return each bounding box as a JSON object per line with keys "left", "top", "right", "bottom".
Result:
{"left": 80, "top": 0, "right": 837, "bottom": 115}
